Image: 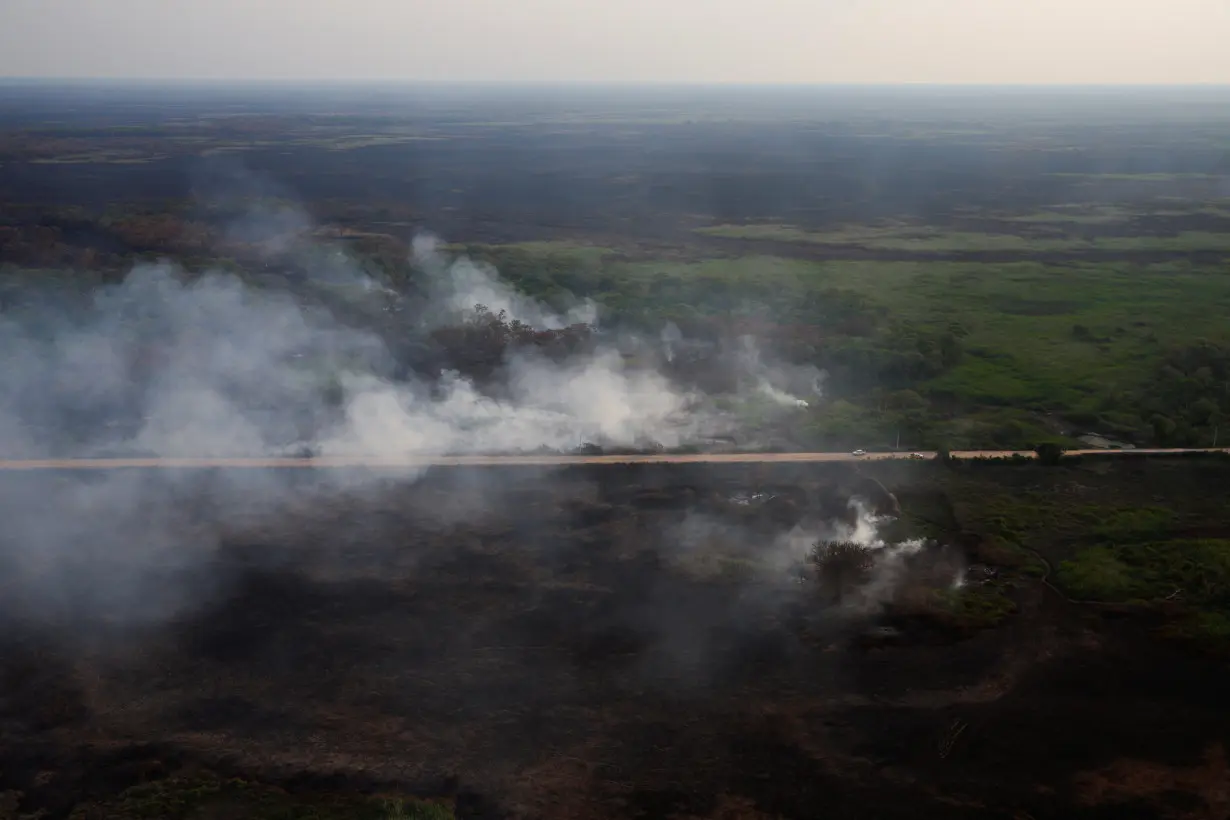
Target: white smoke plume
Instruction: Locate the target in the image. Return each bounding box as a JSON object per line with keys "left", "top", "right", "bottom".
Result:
{"left": 670, "top": 494, "right": 924, "bottom": 595}
{"left": 0, "top": 173, "right": 847, "bottom": 638}
{"left": 735, "top": 335, "right": 826, "bottom": 409}
{"left": 412, "top": 234, "right": 598, "bottom": 330}
{"left": 320, "top": 349, "right": 702, "bottom": 457}
{"left": 660, "top": 321, "right": 683, "bottom": 363}
{"left": 0, "top": 240, "right": 708, "bottom": 461}
{"left": 0, "top": 207, "right": 795, "bottom": 633}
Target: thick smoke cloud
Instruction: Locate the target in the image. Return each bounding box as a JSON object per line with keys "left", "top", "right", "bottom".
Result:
{"left": 0, "top": 245, "right": 703, "bottom": 460}
{"left": 0, "top": 196, "right": 827, "bottom": 635}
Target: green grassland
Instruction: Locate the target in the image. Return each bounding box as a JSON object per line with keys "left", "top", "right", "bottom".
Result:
{"left": 925, "top": 456, "right": 1230, "bottom": 648}
{"left": 9, "top": 200, "right": 1230, "bottom": 452}
{"left": 5, "top": 98, "right": 1230, "bottom": 454}
{"left": 695, "top": 221, "right": 1230, "bottom": 253}
{"left": 459, "top": 237, "right": 1230, "bottom": 451}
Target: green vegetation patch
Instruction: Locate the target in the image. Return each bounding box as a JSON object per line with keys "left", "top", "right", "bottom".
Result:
{"left": 1058, "top": 539, "right": 1230, "bottom": 645}
{"left": 1058, "top": 539, "right": 1230, "bottom": 604}
{"left": 694, "top": 222, "right": 1230, "bottom": 253}
{"left": 963, "top": 492, "right": 1177, "bottom": 552}
{"left": 928, "top": 584, "right": 1018, "bottom": 629}
{"left": 450, "top": 241, "right": 1230, "bottom": 450}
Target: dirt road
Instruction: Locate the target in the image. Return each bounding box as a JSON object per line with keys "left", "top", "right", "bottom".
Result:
{"left": 0, "top": 447, "right": 1220, "bottom": 470}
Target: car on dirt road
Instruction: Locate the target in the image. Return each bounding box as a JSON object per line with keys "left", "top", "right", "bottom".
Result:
{"left": 851, "top": 449, "right": 867, "bottom": 457}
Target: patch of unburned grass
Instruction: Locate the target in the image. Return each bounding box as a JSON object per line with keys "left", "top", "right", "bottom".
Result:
{"left": 1090, "top": 506, "right": 1175, "bottom": 541}
{"left": 1057, "top": 546, "right": 1142, "bottom": 601}
{"left": 949, "top": 475, "right": 1183, "bottom": 557}
{"left": 455, "top": 241, "right": 1230, "bottom": 443}
{"left": 615, "top": 256, "right": 1230, "bottom": 382}
{"left": 938, "top": 463, "right": 1230, "bottom": 646}
{"left": 891, "top": 581, "right": 1018, "bottom": 631}
{"left": 697, "top": 222, "right": 1076, "bottom": 252}
{"left": 969, "top": 535, "right": 1048, "bottom": 577}
{"left": 1058, "top": 540, "right": 1230, "bottom": 603}
{"left": 694, "top": 222, "right": 1230, "bottom": 253}
{"left": 1175, "top": 611, "right": 1230, "bottom": 643}
{"left": 448, "top": 240, "right": 616, "bottom": 268}
{"left": 928, "top": 584, "right": 1018, "bottom": 629}
{"left": 1006, "top": 206, "right": 1133, "bottom": 225}
{"left": 1058, "top": 539, "right": 1230, "bottom": 645}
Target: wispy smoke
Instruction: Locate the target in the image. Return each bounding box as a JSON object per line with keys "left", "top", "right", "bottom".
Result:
{"left": 0, "top": 240, "right": 709, "bottom": 460}
{"left": 0, "top": 190, "right": 831, "bottom": 634}
{"left": 661, "top": 321, "right": 683, "bottom": 363}
{"left": 412, "top": 235, "right": 598, "bottom": 330}
{"left": 809, "top": 499, "right": 932, "bottom": 614}
{"left": 735, "top": 335, "right": 826, "bottom": 409}
{"left": 320, "top": 349, "right": 702, "bottom": 456}
{"left": 628, "top": 486, "right": 947, "bottom": 688}
{"left": 671, "top": 493, "right": 927, "bottom": 601}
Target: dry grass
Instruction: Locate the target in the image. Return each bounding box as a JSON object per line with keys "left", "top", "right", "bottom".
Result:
{"left": 1075, "top": 744, "right": 1230, "bottom": 819}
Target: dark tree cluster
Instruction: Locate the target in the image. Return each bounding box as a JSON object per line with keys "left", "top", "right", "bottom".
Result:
{"left": 1131, "top": 340, "right": 1230, "bottom": 446}
{"left": 426, "top": 304, "right": 594, "bottom": 382}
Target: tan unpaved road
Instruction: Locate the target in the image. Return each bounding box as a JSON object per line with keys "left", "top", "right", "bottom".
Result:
{"left": 0, "top": 448, "right": 1223, "bottom": 470}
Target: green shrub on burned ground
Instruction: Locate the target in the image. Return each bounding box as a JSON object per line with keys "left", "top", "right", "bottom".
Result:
{"left": 807, "top": 540, "right": 1016, "bottom": 631}
{"left": 65, "top": 775, "right": 456, "bottom": 820}
{"left": 1056, "top": 538, "right": 1230, "bottom": 647}
{"left": 965, "top": 535, "right": 1048, "bottom": 578}
{"left": 948, "top": 470, "right": 1184, "bottom": 563}
{"left": 1058, "top": 539, "right": 1230, "bottom": 606}
{"left": 936, "top": 463, "right": 1230, "bottom": 645}
{"left": 806, "top": 541, "right": 876, "bottom": 602}
{"left": 922, "top": 584, "right": 1018, "bottom": 630}
{"left": 885, "top": 573, "right": 1018, "bottom": 633}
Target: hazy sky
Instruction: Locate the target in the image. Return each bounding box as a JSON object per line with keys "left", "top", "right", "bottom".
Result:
{"left": 1, "top": 0, "right": 1228, "bottom": 84}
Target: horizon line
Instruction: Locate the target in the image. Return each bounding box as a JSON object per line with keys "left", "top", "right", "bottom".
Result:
{"left": 3, "top": 77, "right": 1230, "bottom": 89}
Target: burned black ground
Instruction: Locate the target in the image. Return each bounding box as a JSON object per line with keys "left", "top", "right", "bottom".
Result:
{"left": 0, "top": 460, "right": 1227, "bottom": 819}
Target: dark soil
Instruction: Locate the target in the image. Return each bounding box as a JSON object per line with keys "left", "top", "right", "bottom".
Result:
{"left": 0, "top": 462, "right": 1227, "bottom": 819}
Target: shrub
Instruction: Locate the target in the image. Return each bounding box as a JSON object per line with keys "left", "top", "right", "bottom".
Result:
{"left": 809, "top": 541, "right": 876, "bottom": 598}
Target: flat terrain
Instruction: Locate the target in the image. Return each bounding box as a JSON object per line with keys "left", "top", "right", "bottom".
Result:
{"left": 0, "top": 447, "right": 1219, "bottom": 470}
{"left": 2, "top": 458, "right": 1229, "bottom": 819}
{"left": 3, "top": 84, "right": 1230, "bottom": 819}
{"left": 4, "top": 84, "right": 1230, "bottom": 452}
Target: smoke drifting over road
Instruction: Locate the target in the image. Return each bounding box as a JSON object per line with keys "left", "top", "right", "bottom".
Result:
{"left": 0, "top": 193, "right": 839, "bottom": 633}
{"left": 0, "top": 217, "right": 834, "bottom": 462}
{"left": 0, "top": 253, "right": 687, "bottom": 461}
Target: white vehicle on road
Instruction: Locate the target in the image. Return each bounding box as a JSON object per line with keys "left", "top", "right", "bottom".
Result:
{"left": 851, "top": 449, "right": 867, "bottom": 457}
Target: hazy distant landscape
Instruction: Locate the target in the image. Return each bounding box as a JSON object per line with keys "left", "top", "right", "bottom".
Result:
{"left": 3, "top": 83, "right": 1230, "bottom": 820}
{"left": 5, "top": 83, "right": 1230, "bottom": 454}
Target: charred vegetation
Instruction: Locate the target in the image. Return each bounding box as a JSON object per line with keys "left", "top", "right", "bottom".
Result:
{"left": 0, "top": 459, "right": 1227, "bottom": 818}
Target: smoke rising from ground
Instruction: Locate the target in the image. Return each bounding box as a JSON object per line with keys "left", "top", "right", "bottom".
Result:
{"left": 673, "top": 496, "right": 935, "bottom": 609}
{"left": 412, "top": 234, "right": 599, "bottom": 330}
{"left": 0, "top": 195, "right": 834, "bottom": 634}
{"left": 734, "top": 334, "right": 826, "bottom": 409}
{"left": 0, "top": 246, "right": 692, "bottom": 460}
